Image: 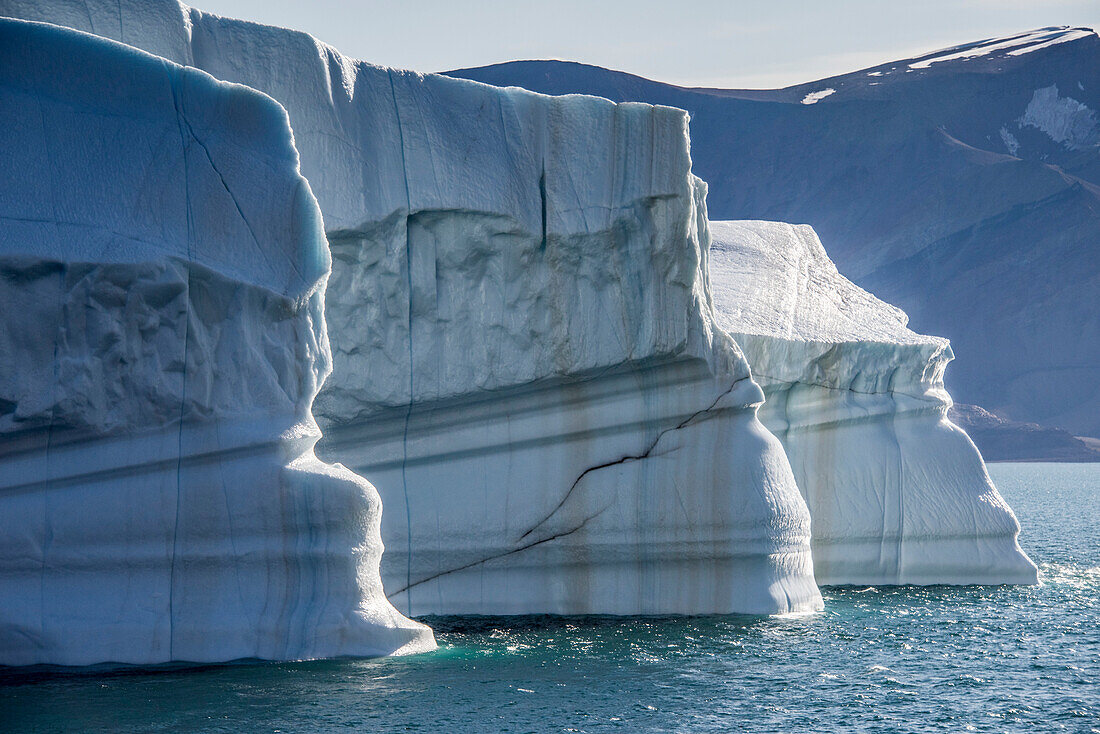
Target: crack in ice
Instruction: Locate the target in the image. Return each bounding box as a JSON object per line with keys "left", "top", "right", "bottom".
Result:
{"left": 518, "top": 378, "right": 744, "bottom": 542}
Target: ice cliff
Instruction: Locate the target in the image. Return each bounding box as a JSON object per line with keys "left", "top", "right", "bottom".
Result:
{"left": 708, "top": 221, "right": 1037, "bottom": 584}
{"left": 0, "top": 18, "right": 433, "bottom": 666}
{"left": 0, "top": 1, "right": 821, "bottom": 616}
{"left": 0, "top": 0, "right": 1040, "bottom": 632}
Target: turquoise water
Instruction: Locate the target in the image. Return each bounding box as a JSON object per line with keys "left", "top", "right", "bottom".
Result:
{"left": 2, "top": 463, "right": 1097, "bottom": 733}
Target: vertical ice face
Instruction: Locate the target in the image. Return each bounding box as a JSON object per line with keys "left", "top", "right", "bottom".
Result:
{"left": 191, "top": 13, "right": 823, "bottom": 616}
{"left": 4, "top": 0, "right": 823, "bottom": 614}
{"left": 0, "top": 0, "right": 1039, "bottom": 611}
{"left": 708, "top": 221, "right": 1038, "bottom": 585}
{"left": 0, "top": 18, "right": 433, "bottom": 666}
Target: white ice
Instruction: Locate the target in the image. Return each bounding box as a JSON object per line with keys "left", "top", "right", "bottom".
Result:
{"left": 0, "top": 18, "right": 434, "bottom": 666}
{"left": 708, "top": 220, "right": 1038, "bottom": 585}
{"left": 0, "top": 0, "right": 822, "bottom": 617}
{"left": 0, "top": 0, "right": 1044, "bottom": 630}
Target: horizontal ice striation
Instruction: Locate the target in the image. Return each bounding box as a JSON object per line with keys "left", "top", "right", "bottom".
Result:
{"left": 11, "top": 0, "right": 825, "bottom": 615}
{"left": 708, "top": 221, "right": 1038, "bottom": 585}
{"left": 0, "top": 18, "right": 433, "bottom": 666}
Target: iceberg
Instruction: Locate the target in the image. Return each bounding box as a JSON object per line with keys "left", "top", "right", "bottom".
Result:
{"left": 2, "top": 0, "right": 822, "bottom": 616}
{"left": 707, "top": 221, "right": 1037, "bottom": 584}
{"left": 0, "top": 18, "right": 433, "bottom": 666}
{"left": 201, "top": 13, "right": 822, "bottom": 617}
{"left": 3, "top": 0, "right": 1038, "bottom": 626}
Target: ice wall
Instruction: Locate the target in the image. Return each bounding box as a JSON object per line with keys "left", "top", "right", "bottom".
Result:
{"left": 2, "top": 0, "right": 822, "bottom": 615}
{"left": 708, "top": 221, "right": 1038, "bottom": 585}
{"left": 0, "top": 18, "right": 433, "bottom": 666}
{"left": 196, "top": 22, "right": 820, "bottom": 616}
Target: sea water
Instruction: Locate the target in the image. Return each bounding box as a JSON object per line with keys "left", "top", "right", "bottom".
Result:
{"left": 1, "top": 463, "right": 1097, "bottom": 733}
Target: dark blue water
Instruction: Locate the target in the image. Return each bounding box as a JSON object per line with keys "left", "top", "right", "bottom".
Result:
{"left": 2, "top": 463, "right": 1097, "bottom": 733}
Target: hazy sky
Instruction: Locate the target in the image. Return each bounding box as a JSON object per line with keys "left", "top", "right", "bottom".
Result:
{"left": 197, "top": 0, "right": 1100, "bottom": 88}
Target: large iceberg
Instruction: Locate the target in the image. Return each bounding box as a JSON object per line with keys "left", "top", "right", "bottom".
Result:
{"left": 0, "top": 18, "right": 433, "bottom": 666}
{"left": 1, "top": 0, "right": 822, "bottom": 616}
{"left": 707, "top": 221, "right": 1037, "bottom": 584}
{"left": 1, "top": 0, "right": 1039, "bottom": 630}
{"left": 197, "top": 25, "right": 822, "bottom": 617}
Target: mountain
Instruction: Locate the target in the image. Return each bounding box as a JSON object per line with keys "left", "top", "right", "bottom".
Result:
{"left": 949, "top": 404, "right": 1100, "bottom": 462}
{"left": 446, "top": 28, "right": 1100, "bottom": 446}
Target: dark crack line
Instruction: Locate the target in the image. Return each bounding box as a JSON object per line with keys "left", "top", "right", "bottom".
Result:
{"left": 179, "top": 119, "right": 258, "bottom": 248}
{"left": 388, "top": 68, "right": 416, "bottom": 610}
{"left": 517, "top": 378, "right": 744, "bottom": 542}
{"left": 390, "top": 507, "right": 607, "bottom": 596}
{"left": 539, "top": 165, "right": 548, "bottom": 251}
{"left": 176, "top": 114, "right": 301, "bottom": 288}
{"left": 167, "top": 75, "right": 193, "bottom": 662}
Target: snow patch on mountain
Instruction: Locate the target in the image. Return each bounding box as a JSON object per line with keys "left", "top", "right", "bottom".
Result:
{"left": 801, "top": 88, "right": 835, "bottom": 105}
{"left": 909, "top": 27, "right": 1093, "bottom": 69}
{"left": 999, "top": 126, "right": 1021, "bottom": 155}
{"left": 1006, "top": 28, "right": 1094, "bottom": 56}
{"left": 1019, "top": 85, "right": 1100, "bottom": 149}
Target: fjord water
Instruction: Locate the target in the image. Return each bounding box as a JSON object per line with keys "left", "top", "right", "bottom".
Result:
{"left": 2, "top": 464, "right": 1097, "bottom": 733}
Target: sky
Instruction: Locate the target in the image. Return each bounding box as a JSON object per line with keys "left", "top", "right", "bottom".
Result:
{"left": 196, "top": 0, "right": 1100, "bottom": 89}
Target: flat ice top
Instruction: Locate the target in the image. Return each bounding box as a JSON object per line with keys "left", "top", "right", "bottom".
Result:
{"left": 0, "top": 0, "right": 696, "bottom": 237}
{"left": 708, "top": 220, "right": 940, "bottom": 346}
{"left": 0, "top": 15, "right": 328, "bottom": 299}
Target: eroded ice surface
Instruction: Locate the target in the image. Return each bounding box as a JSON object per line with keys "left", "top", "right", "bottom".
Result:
{"left": 708, "top": 221, "right": 1038, "bottom": 585}
{"left": 0, "top": 0, "right": 821, "bottom": 616}
{"left": 0, "top": 18, "right": 433, "bottom": 666}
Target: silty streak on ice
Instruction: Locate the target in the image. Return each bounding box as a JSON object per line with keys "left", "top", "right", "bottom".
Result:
{"left": 322, "top": 359, "right": 820, "bottom": 616}
{"left": 0, "top": 18, "right": 433, "bottom": 666}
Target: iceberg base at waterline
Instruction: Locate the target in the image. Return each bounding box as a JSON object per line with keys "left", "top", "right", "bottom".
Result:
{"left": 322, "top": 357, "right": 821, "bottom": 616}
{"left": 0, "top": 17, "right": 433, "bottom": 666}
